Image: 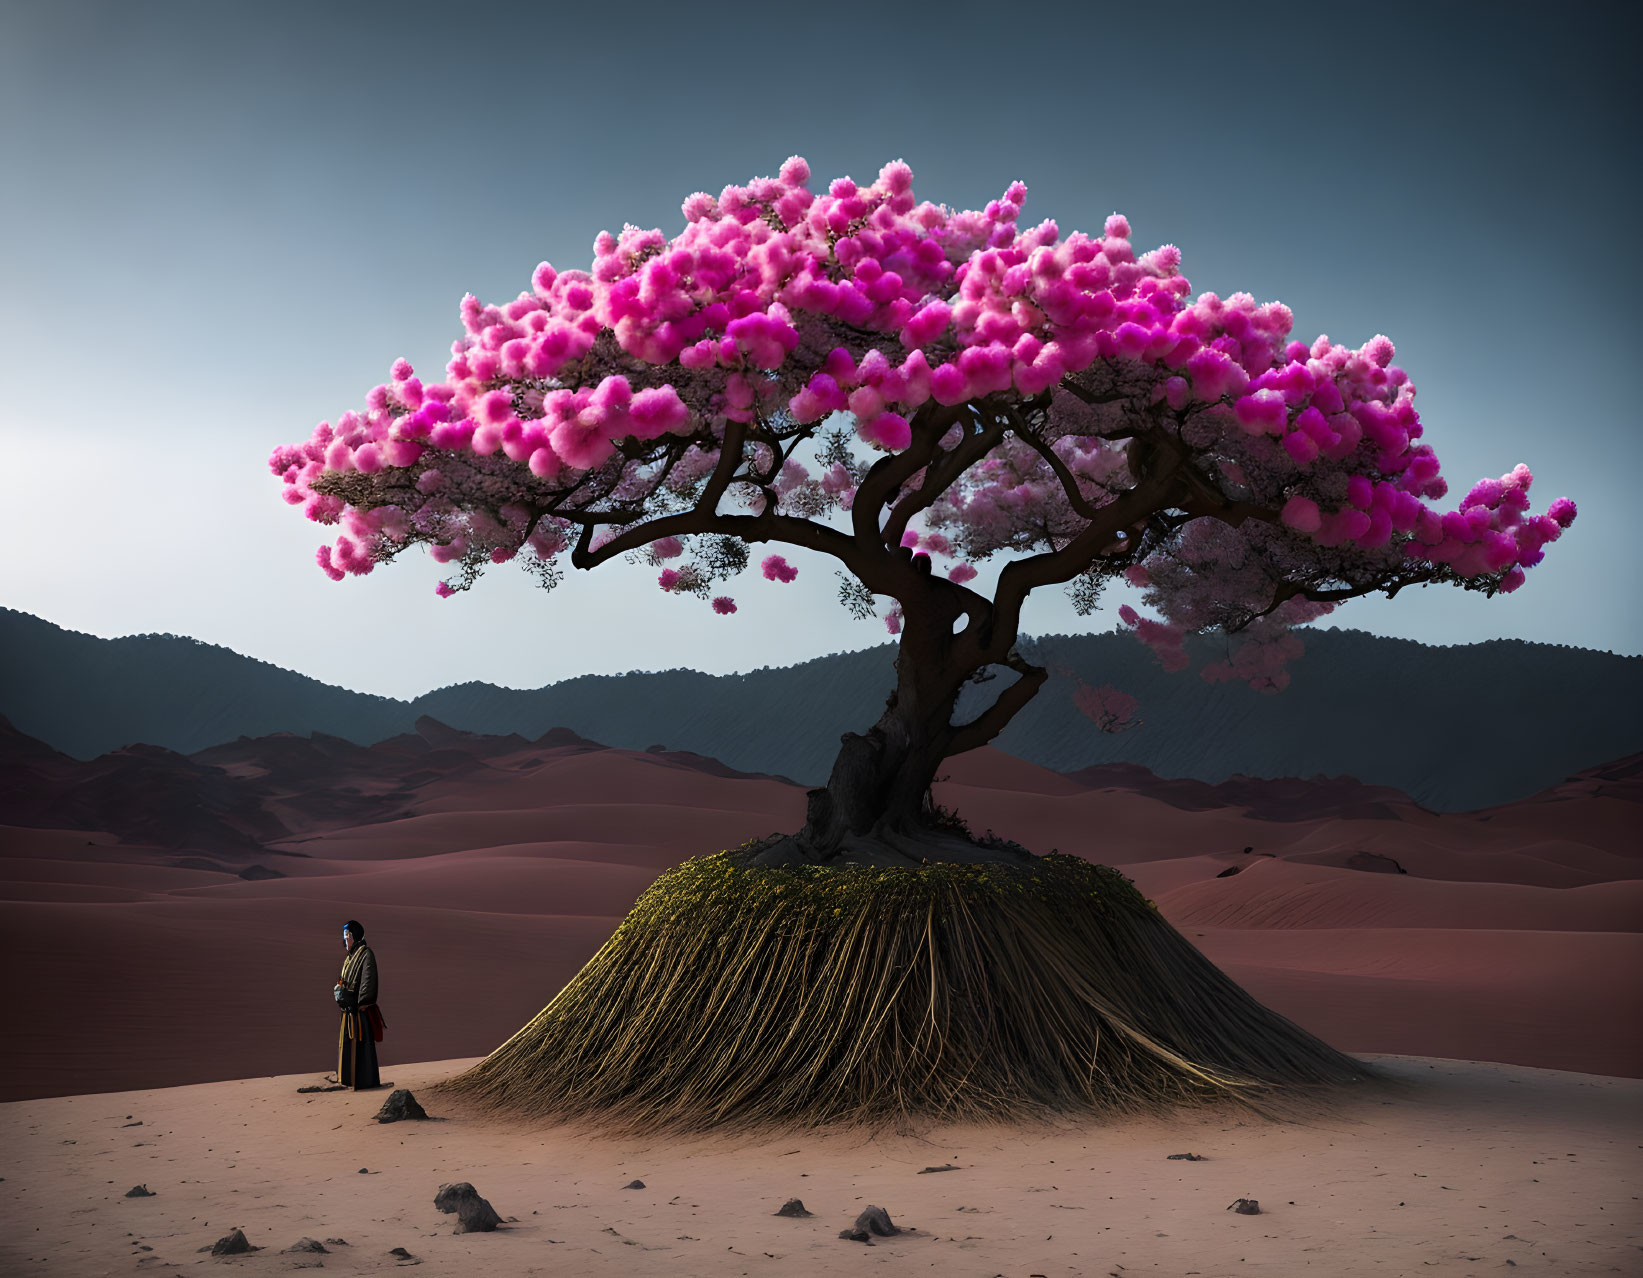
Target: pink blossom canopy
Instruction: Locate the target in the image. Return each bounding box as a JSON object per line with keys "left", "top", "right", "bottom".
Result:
{"left": 272, "top": 156, "right": 1574, "bottom": 694}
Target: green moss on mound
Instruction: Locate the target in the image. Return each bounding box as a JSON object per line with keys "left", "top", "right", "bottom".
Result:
{"left": 441, "top": 847, "right": 1388, "bottom": 1132}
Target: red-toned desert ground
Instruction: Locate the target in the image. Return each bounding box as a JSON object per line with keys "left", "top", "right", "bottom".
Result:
{"left": 3, "top": 726, "right": 1639, "bottom": 1100}
{"left": 2, "top": 1054, "right": 1640, "bottom": 1277}
{"left": 4, "top": 725, "right": 1642, "bottom": 1275}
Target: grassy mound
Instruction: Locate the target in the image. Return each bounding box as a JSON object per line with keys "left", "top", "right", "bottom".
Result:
{"left": 441, "top": 848, "right": 1390, "bottom": 1132}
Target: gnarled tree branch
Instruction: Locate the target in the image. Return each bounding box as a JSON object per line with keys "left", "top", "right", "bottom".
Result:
{"left": 943, "top": 647, "right": 1049, "bottom": 758}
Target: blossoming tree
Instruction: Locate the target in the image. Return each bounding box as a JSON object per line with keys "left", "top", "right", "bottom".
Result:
{"left": 273, "top": 157, "right": 1573, "bottom": 868}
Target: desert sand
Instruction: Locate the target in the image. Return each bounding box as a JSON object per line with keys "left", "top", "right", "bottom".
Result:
{"left": 1, "top": 1054, "right": 1638, "bottom": 1276}
{"left": 3, "top": 731, "right": 1639, "bottom": 1100}
{"left": 3, "top": 725, "right": 1641, "bottom": 1274}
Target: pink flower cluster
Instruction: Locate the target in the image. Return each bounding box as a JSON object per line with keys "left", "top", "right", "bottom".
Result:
{"left": 1199, "top": 618, "right": 1313, "bottom": 693}
{"left": 1115, "top": 515, "right": 1343, "bottom": 688}
{"left": 894, "top": 528, "right": 977, "bottom": 586}
{"left": 1072, "top": 682, "right": 1140, "bottom": 733}
{"left": 272, "top": 155, "right": 1198, "bottom": 583}
{"left": 1409, "top": 464, "right": 1572, "bottom": 591}
{"left": 1117, "top": 604, "right": 1189, "bottom": 673}
{"left": 272, "top": 155, "right": 1573, "bottom": 673}
{"left": 761, "top": 554, "right": 799, "bottom": 582}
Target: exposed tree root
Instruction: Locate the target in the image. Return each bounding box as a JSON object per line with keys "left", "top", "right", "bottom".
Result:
{"left": 436, "top": 846, "right": 1400, "bottom": 1133}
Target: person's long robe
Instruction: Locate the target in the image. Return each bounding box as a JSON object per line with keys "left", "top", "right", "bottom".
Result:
{"left": 336, "top": 942, "right": 383, "bottom": 1089}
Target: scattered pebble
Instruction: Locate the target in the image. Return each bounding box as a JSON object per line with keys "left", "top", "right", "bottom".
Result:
{"left": 123, "top": 1185, "right": 155, "bottom": 1198}
{"left": 623, "top": 1179, "right": 646, "bottom": 1190}
{"left": 283, "top": 1237, "right": 329, "bottom": 1253}
{"left": 1226, "top": 1198, "right": 1261, "bottom": 1215}
{"left": 433, "top": 1181, "right": 502, "bottom": 1233}
{"left": 774, "top": 1198, "right": 812, "bottom": 1217}
{"left": 374, "top": 1089, "right": 431, "bottom": 1123}
{"left": 210, "top": 1228, "right": 258, "bottom": 1255}
{"left": 1168, "top": 1153, "right": 1207, "bottom": 1161}
{"left": 840, "top": 1204, "right": 902, "bottom": 1244}
{"left": 917, "top": 1164, "right": 960, "bottom": 1174}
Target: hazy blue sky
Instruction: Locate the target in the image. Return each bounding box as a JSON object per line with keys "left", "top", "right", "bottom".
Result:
{"left": 2, "top": 1, "right": 1636, "bottom": 699}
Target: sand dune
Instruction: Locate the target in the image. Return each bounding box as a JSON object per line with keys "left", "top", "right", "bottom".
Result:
{"left": 175, "top": 851, "right": 663, "bottom": 916}
{"left": 1153, "top": 857, "right": 1643, "bottom": 931}
{"left": 269, "top": 801, "right": 795, "bottom": 863}
{"left": 2, "top": 721, "right": 1640, "bottom": 1104}
{"left": 1207, "top": 932, "right": 1643, "bottom": 1080}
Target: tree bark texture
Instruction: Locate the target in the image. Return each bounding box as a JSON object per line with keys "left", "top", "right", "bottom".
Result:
{"left": 743, "top": 603, "right": 1047, "bottom": 867}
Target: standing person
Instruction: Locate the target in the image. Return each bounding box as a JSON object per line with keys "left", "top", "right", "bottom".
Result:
{"left": 334, "top": 920, "right": 385, "bottom": 1089}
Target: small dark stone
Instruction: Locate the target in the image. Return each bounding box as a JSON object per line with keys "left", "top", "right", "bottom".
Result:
{"left": 211, "top": 1228, "right": 256, "bottom": 1255}
{"left": 324, "top": 1238, "right": 349, "bottom": 1246}
{"left": 840, "top": 1204, "right": 901, "bottom": 1242}
{"left": 1167, "top": 1153, "right": 1207, "bottom": 1161}
{"left": 774, "top": 1198, "right": 812, "bottom": 1217}
{"left": 1226, "top": 1198, "right": 1261, "bottom": 1215}
{"left": 283, "top": 1238, "right": 329, "bottom": 1253}
{"left": 917, "top": 1164, "right": 960, "bottom": 1174}
{"left": 434, "top": 1183, "right": 501, "bottom": 1233}
{"left": 622, "top": 1179, "right": 646, "bottom": 1190}
{"left": 374, "top": 1089, "right": 430, "bottom": 1123}
{"left": 124, "top": 1185, "right": 155, "bottom": 1197}
{"left": 358, "top": 1167, "right": 370, "bottom": 1174}
{"left": 389, "top": 1246, "right": 414, "bottom": 1258}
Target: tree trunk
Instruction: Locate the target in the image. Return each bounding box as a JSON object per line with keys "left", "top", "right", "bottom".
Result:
{"left": 741, "top": 609, "right": 1043, "bottom": 868}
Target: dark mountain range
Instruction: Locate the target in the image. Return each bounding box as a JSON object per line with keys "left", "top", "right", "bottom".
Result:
{"left": 3, "top": 708, "right": 1638, "bottom": 865}
{"left": 0, "top": 713, "right": 772, "bottom": 862}
{"left": 3, "top": 606, "right": 1639, "bottom": 810}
